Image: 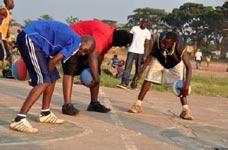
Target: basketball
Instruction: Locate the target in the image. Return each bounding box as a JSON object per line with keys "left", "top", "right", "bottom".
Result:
{"left": 80, "top": 68, "right": 93, "bottom": 85}
{"left": 173, "top": 80, "right": 191, "bottom": 97}
{"left": 12, "top": 58, "right": 29, "bottom": 80}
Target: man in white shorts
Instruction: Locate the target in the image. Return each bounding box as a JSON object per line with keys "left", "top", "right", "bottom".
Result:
{"left": 128, "top": 31, "right": 193, "bottom": 120}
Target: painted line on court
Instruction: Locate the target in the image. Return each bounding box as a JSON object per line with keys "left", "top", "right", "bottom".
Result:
{"left": 99, "top": 89, "right": 138, "bottom": 150}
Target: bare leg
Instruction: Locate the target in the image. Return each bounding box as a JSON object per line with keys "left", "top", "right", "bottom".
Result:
{"left": 179, "top": 96, "right": 193, "bottom": 120}
{"left": 90, "top": 82, "right": 99, "bottom": 102}
{"left": 19, "top": 83, "right": 49, "bottom": 114}
{"left": 180, "top": 96, "right": 187, "bottom": 106}
{"left": 138, "top": 80, "right": 151, "bottom": 101}
{"left": 62, "top": 75, "right": 74, "bottom": 104}
{"left": 42, "top": 81, "right": 56, "bottom": 109}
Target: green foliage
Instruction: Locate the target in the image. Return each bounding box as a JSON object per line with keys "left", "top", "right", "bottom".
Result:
{"left": 127, "top": 7, "right": 167, "bottom": 29}
{"left": 38, "top": 14, "right": 54, "bottom": 20}
{"left": 191, "top": 75, "right": 228, "bottom": 97}
{"left": 101, "top": 19, "right": 117, "bottom": 27}
{"left": 65, "top": 16, "right": 79, "bottom": 25}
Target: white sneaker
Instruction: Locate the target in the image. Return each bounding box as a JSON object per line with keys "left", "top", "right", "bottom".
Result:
{"left": 38, "top": 112, "right": 64, "bottom": 124}
{"left": 128, "top": 104, "right": 142, "bottom": 113}
{"left": 9, "top": 118, "right": 38, "bottom": 134}
{"left": 116, "top": 83, "right": 127, "bottom": 89}
{"left": 180, "top": 108, "right": 193, "bottom": 120}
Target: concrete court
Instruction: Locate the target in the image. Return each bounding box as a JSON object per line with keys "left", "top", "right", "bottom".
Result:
{"left": 0, "top": 78, "right": 227, "bottom": 150}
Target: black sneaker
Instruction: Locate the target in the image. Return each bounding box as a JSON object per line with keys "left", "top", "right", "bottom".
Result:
{"left": 130, "top": 81, "right": 137, "bottom": 89}
{"left": 87, "top": 102, "right": 111, "bottom": 113}
{"left": 62, "top": 103, "right": 80, "bottom": 116}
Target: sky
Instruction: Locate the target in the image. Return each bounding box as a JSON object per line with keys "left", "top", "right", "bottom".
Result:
{"left": 5, "top": 0, "right": 227, "bottom": 25}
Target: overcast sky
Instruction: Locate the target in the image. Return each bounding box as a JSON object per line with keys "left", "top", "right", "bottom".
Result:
{"left": 7, "top": 0, "right": 227, "bottom": 25}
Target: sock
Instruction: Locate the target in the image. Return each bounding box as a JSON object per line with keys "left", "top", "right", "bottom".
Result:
{"left": 15, "top": 114, "right": 26, "bottom": 122}
{"left": 183, "top": 105, "right": 189, "bottom": 110}
{"left": 135, "top": 100, "right": 142, "bottom": 106}
{"left": 41, "top": 109, "right": 51, "bottom": 116}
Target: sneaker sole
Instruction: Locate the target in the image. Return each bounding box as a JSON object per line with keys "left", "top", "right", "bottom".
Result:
{"left": 87, "top": 109, "right": 111, "bottom": 113}
{"left": 9, "top": 126, "right": 39, "bottom": 134}
{"left": 180, "top": 116, "right": 193, "bottom": 120}
{"left": 128, "top": 110, "right": 142, "bottom": 113}
{"left": 62, "top": 110, "right": 80, "bottom": 116}
{"left": 116, "top": 85, "right": 127, "bottom": 89}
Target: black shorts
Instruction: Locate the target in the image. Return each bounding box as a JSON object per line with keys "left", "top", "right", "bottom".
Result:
{"left": 62, "top": 54, "right": 89, "bottom": 76}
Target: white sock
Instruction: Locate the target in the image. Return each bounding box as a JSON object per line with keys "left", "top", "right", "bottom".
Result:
{"left": 135, "top": 100, "right": 142, "bottom": 106}
{"left": 17, "top": 114, "right": 26, "bottom": 117}
{"left": 183, "top": 105, "right": 189, "bottom": 110}
{"left": 41, "top": 108, "right": 50, "bottom": 112}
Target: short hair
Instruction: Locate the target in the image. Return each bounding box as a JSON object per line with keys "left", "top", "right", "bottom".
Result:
{"left": 165, "top": 32, "right": 177, "bottom": 41}
{"left": 112, "top": 30, "right": 133, "bottom": 47}
{"left": 81, "top": 35, "right": 96, "bottom": 51}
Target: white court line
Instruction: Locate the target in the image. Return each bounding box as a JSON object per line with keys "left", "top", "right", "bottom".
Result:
{"left": 100, "top": 89, "right": 138, "bottom": 150}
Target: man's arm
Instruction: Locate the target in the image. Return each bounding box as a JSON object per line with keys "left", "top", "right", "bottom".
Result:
{"left": 144, "top": 39, "right": 150, "bottom": 58}
{"left": 182, "top": 50, "right": 192, "bottom": 92}
{"left": 49, "top": 53, "right": 64, "bottom": 72}
{"left": 86, "top": 49, "right": 100, "bottom": 88}
{"left": 0, "top": 7, "right": 7, "bottom": 18}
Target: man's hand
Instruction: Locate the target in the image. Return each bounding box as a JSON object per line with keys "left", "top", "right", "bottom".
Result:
{"left": 83, "top": 80, "right": 98, "bottom": 88}
{"left": 48, "top": 58, "right": 56, "bottom": 72}
{"left": 180, "top": 87, "right": 189, "bottom": 97}
{"left": 180, "top": 80, "right": 189, "bottom": 97}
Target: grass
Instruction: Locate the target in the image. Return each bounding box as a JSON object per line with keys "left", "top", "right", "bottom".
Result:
{"left": 2, "top": 46, "right": 226, "bottom": 98}
{"left": 99, "top": 67, "right": 228, "bottom": 98}
{"left": 191, "top": 75, "right": 228, "bottom": 97}
{"left": 1, "top": 58, "right": 227, "bottom": 98}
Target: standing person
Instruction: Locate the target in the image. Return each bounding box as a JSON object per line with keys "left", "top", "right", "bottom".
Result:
{"left": 0, "top": 5, "right": 7, "bottom": 68}
{"left": 9, "top": 20, "right": 96, "bottom": 134}
{"left": 128, "top": 31, "right": 193, "bottom": 120}
{"left": 0, "top": 5, "right": 7, "bottom": 37}
{"left": 62, "top": 19, "right": 132, "bottom": 115}
{"left": 0, "top": 0, "right": 14, "bottom": 72}
{"left": 205, "top": 55, "right": 211, "bottom": 68}
{"left": 195, "top": 48, "right": 202, "bottom": 69}
{"left": 117, "top": 18, "right": 151, "bottom": 89}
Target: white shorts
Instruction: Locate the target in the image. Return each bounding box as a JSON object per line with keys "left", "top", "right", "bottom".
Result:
{"left": 145, "top": 57, "right": 184, "bottom": 86}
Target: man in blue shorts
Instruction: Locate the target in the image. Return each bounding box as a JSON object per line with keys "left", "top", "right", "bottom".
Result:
{"left": 9, "top": 20, "right": 96, "bottom": 134}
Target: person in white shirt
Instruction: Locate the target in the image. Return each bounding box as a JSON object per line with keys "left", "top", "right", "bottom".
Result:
{"left": 195, "top": 49, "right": 203, "bottom": 69}
{"left": 117, "top": 18, "right": 151, "bottom": 89}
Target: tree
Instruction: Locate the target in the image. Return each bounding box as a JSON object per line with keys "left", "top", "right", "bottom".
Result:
{"left": 127, "top": 7, "right": 168, "bottom": 46}
{"left": 10, "top": 19, "right": 22, "bottom": 28}
{"left": 66, "top": 16, "right": 79, "bottom": 25}
{"left": 38, "top": 14, "right": 54, "bottom": 20}
{"left": 163, "top": 3, "right": 213, "bottom": 48}
{"left": 23, "top": 19, "right": 32, "bottom": 27}
{"left": 127, "top": 7, "right": 167, "bottom": 30}
{"left": 101, "top": 19, "right": 117, "bottom": 27}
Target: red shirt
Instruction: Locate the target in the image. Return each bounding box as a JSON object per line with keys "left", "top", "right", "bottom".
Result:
{"left": 70, "top": 20, "right": 115, "bottom": 55}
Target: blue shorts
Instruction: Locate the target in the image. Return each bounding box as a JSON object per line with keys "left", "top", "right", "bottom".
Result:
{"left": 16, "top": 31, "right": 60, "bottom": 86}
